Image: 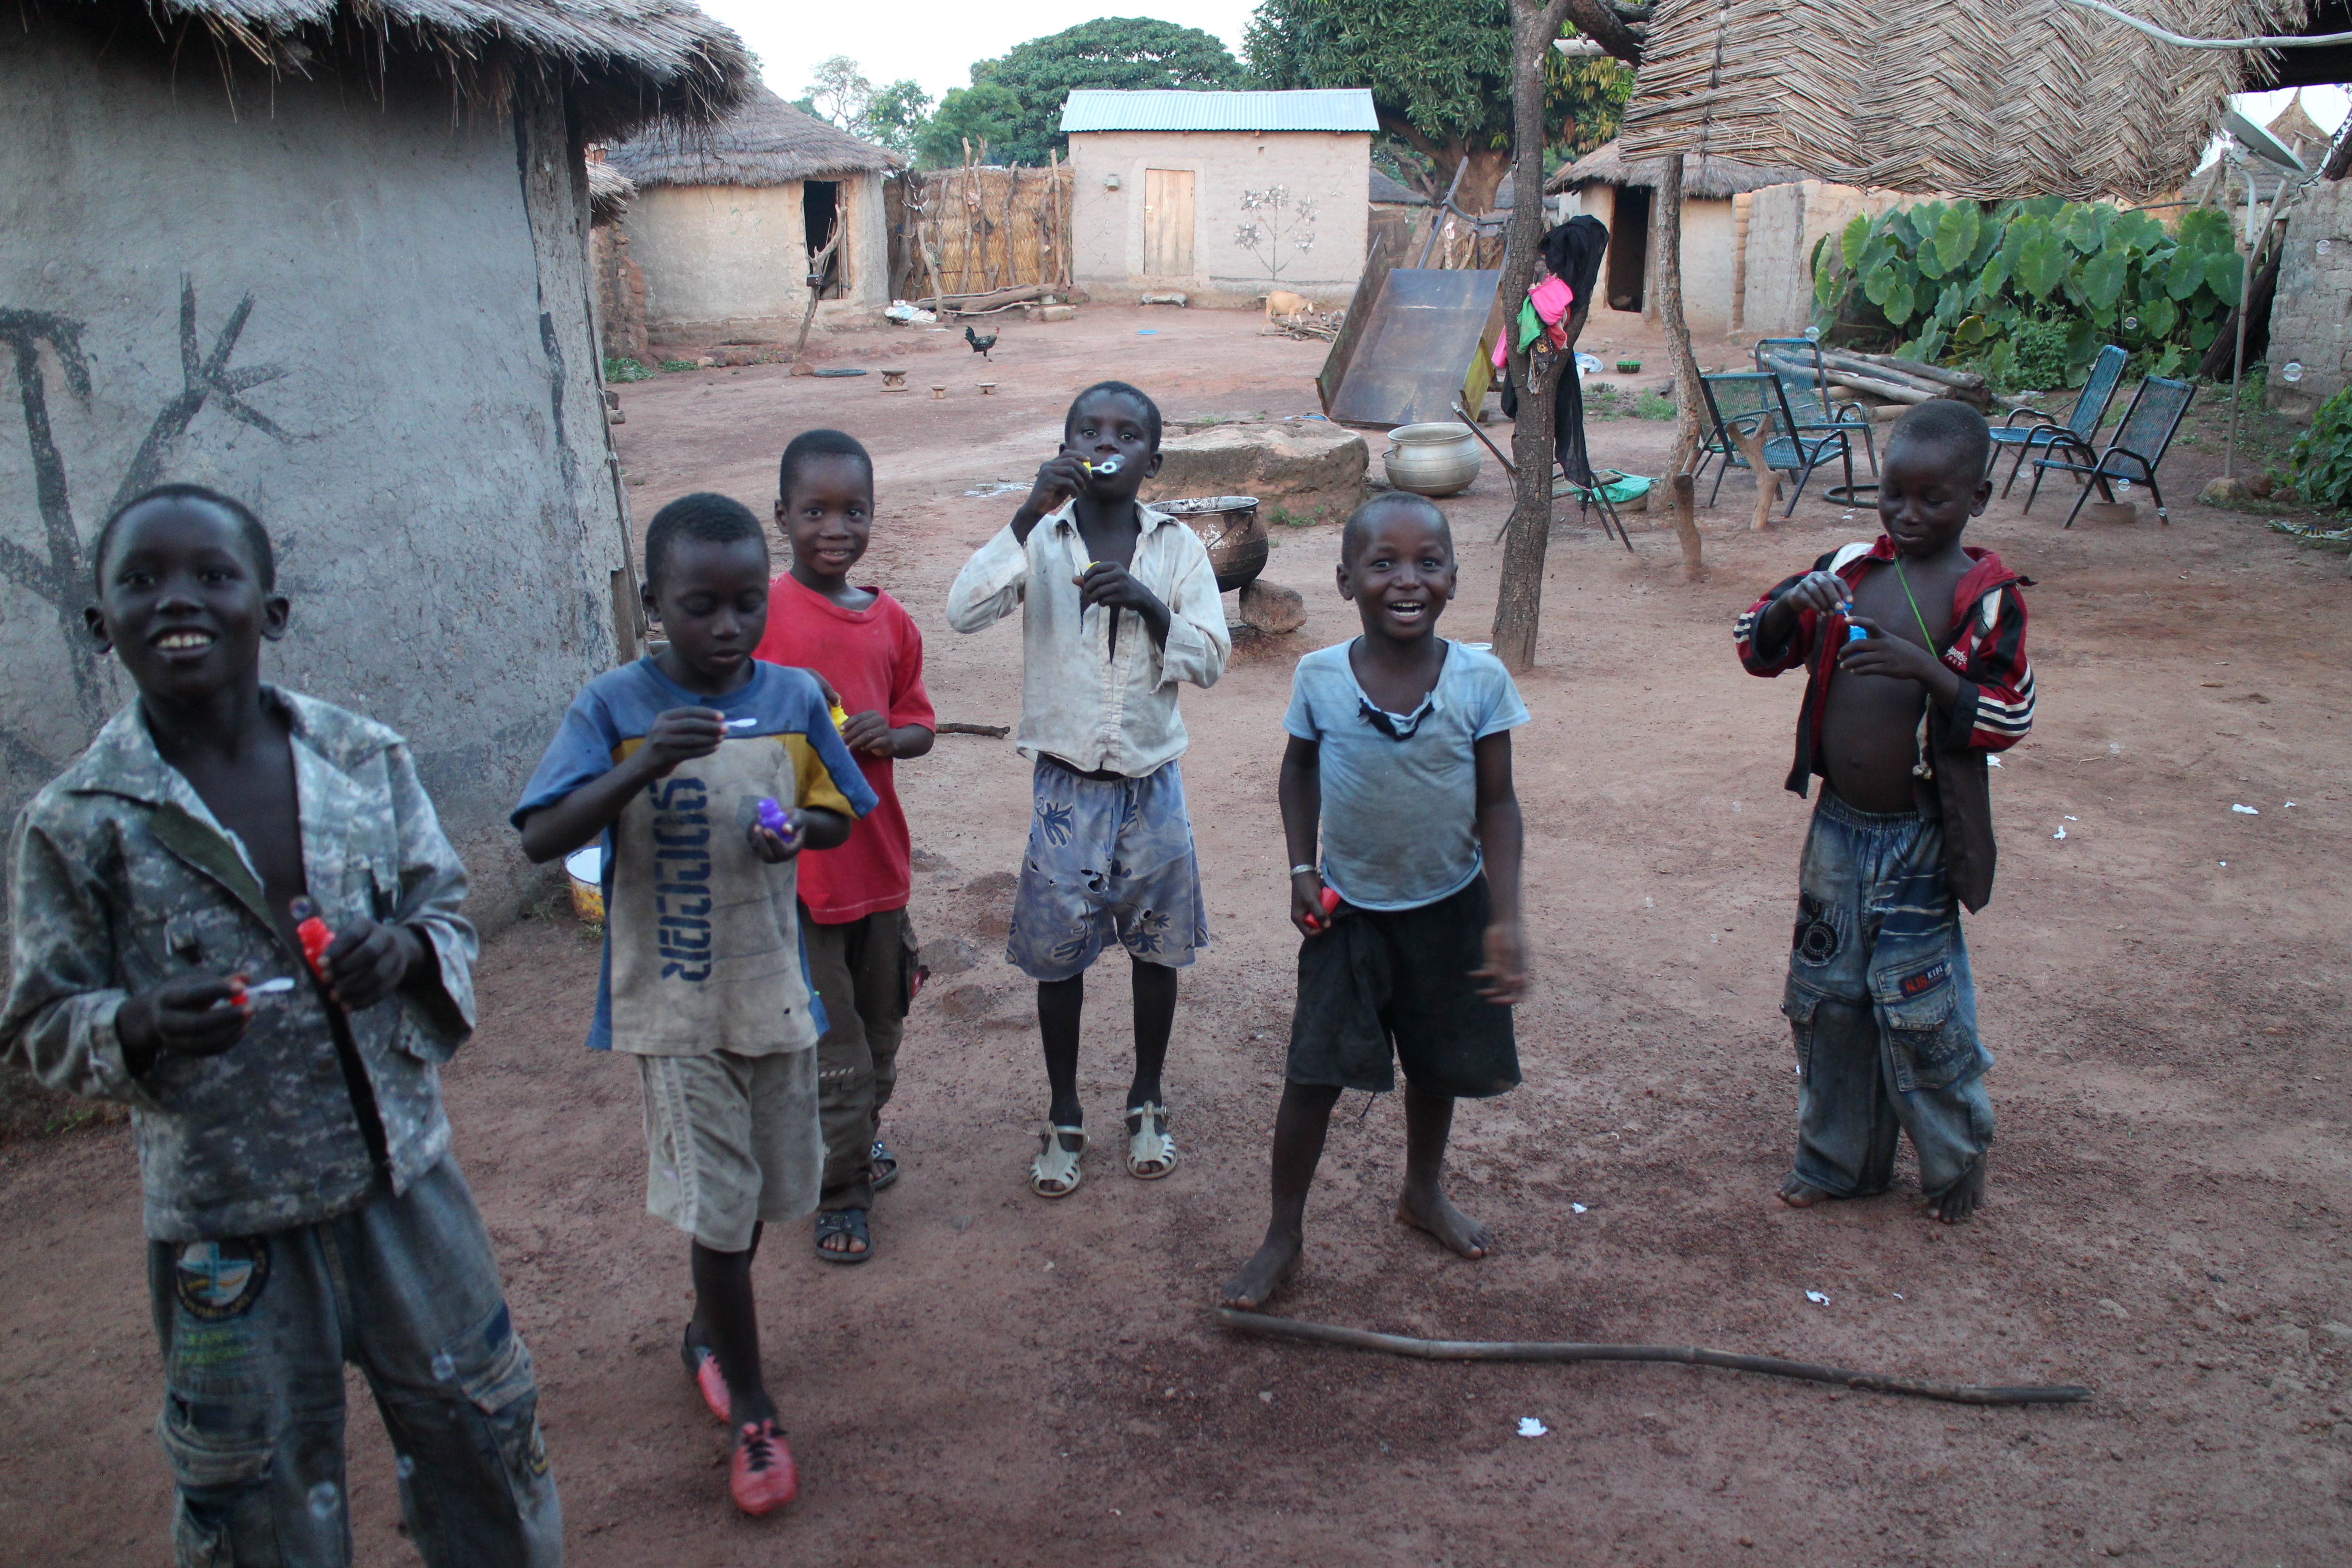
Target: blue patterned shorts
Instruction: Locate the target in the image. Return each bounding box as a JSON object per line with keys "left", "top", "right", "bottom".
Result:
{"left": 1005, "top": 757, "right": 1208, "bottom": 982}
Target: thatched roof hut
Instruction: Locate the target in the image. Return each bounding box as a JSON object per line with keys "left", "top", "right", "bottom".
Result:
{"left": 0, "top": 0, "right": 751, "bottom": 914}
{"left": 588, "top": 159, "right": 639, "bottom": 223}
{"left": 608, "top": 86, "right": 902, "bottom": 186}
{"left": 1617, "top": 0, "right": 2297, "bottom": 201}
{"left": 1547, "top": 141, "right": 1815, "bottom": 199}
{"left": 64, "top": 0, "right": 751, "bottom": 138}
{"left": 606, "top": 88, "right": 901, "bottom": 339}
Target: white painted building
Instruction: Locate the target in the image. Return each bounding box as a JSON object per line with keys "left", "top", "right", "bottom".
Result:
{"left": 1063, "top": 89, "right": 1377, "bottom": 308}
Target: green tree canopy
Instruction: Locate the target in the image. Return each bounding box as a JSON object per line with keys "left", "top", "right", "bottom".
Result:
{"left": 924, "top": 17, "right": 1243, "bottom": 167}
{"left": 1245, "top": 0, "right": 1627, "bottom": 212}
{"left": 794, "top": 55, "right": 930, "bottom": 157}
{"left": 916, "top": 80, "right": 1023, "bottom": 168}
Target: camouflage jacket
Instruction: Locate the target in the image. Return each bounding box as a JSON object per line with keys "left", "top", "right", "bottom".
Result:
{"left": 0, "top": 689, "right": 477, "bottom": 1241}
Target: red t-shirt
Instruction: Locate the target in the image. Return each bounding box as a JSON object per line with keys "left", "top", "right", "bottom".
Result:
{"left": 754, "top": 574, "right": 935, "bottom": 922}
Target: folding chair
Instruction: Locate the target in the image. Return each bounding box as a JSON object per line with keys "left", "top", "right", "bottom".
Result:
{"left": 1552, "top": 468, "right": 1640, "bottom": 551}
{"left": 2025, "top": 375, "right": 2195, "bottom": 528}
{"left": 1754, "top": 336, "right": 1879, "bottom": 478}
{"left": 1699, "top": 372, "right": 1856, "bottom": 518}
{"left": 1989, "top": 344, "right": 2127, "bottom": 497}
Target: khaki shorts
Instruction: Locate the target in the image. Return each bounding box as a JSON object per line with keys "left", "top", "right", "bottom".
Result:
{"left": 638, "top": 1049, "right": 823, "bottom": 1251}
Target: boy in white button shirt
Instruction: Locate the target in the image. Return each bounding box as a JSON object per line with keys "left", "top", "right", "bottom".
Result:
{"left": 946, "top": 381, "right": 1230, "bottom": 1199}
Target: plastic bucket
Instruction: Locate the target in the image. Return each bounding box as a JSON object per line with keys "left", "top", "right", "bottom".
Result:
{"left": 564, "top": 845, "right": 605, "bottom": 922}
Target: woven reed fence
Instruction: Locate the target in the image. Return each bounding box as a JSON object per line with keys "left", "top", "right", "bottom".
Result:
{"left": 1618, "top": 0, "right": 2296, "bottom": 201}
{"left": 890, "top": 162, "right": 1076, "bottom": 302}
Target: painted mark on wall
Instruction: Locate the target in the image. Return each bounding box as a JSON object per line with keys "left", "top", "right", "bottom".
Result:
{"left": 0, "top": 277, "right": 288, "bottom": 775}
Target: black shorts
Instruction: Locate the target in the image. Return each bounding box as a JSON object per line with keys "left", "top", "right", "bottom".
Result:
{"left": 1286, "top": 874, "right": 1520, "bottom": 1098}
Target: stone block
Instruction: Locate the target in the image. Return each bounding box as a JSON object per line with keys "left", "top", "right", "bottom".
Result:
{"left": 1036, "top": 304, "right": 1076, "bottom": 323}
{"left": 1144, "top": 423, "right": 1368, "bottom": 523}
{"left": 1238, "top": 579, "right": 1307, "bottom": 633}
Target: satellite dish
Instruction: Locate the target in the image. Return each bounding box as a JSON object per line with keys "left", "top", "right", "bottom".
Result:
{"left": 2222, "top": 108, "right": 2308, "bottom": 173}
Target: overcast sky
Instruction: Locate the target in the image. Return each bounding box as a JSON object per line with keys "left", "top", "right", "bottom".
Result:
{"left": 692, "top": 2, "right": 1262, "bottom": 104}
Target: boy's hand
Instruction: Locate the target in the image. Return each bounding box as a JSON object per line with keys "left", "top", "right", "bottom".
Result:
{"left": 1017, "top": 454, "right": 1088, "bottom": 530}
{"left": 1290, "top": 869, "right": 1331, "bottom": 937}
{"left": 642, "top": 707, "right": 728, "bottom": 776}
{"left": 118, "top": 974, "right": 252, "bottom": 1073}
{"left": 1837, "top": 616, "right": 1940, "bottom": 682}
{"left": 839, "top": 709, "right": 894, "bottom": 755}
{"left": 750, "top": 811, "right": 804, "bottom": 863}
{"left": 1074, "top": 562, "right": 1171, "bottom": 639}
{"left": 1783, "top": 570, "right": 1852, "bottom": 619}
{"left": 1471, "top": 921, "right": 1528, "bottom": 1005}
{"left": 322, "top": 918, "right": 421, "bottom": 1012}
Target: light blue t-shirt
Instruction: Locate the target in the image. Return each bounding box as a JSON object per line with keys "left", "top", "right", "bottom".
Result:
{"left": 1282, "top": 638, "right": 1530, "bottom": 911}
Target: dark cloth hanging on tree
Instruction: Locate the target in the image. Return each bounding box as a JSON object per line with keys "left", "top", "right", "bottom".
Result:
{"left": 1499, "top": 216, "right": 1610, "bottom": 487}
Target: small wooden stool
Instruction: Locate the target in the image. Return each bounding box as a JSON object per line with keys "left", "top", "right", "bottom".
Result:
{"left": 979, "top": 382, "right": 997, "bottom": 395}
{"left": 881, "top": 369, "right": 908, "bottom": 390}
{"left": 931, "top": 384, "right": 946, "bottom": 399}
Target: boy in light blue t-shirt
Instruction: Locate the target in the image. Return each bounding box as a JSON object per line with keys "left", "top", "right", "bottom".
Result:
{"left": 1221, "top": 493, "right": 1529, "bottom": 1310}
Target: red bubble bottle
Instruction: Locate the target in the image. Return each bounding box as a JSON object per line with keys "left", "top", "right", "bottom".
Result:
{"left": 289, "top": 898, "right": 334, "bottom": 979}
{"left": 1301, "top": 885, "right": 1342, "bottom": 932}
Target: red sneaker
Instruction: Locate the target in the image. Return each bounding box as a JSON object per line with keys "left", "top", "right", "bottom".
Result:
{"left": 730, "top": 1419, "right": 798, "bottom": 1515}
{"left": 679, "top": 1327, "right": 729, "bottom": 1423}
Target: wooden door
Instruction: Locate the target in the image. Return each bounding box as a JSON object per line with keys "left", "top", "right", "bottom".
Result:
{"left": 1142, "top": 168, "right": 1195, "bottom": 279}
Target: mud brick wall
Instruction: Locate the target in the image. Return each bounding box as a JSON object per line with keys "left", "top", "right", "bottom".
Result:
{"left": 2267, "top": 178, "right": 2352, "bottom": 416}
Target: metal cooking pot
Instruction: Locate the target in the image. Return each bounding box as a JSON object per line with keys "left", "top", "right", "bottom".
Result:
{"left": 1156, "top": 495, "right": 1269, "bottom": 594}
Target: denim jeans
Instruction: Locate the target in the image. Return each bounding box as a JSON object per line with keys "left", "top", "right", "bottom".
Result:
{"left": 147, "top": 1155, "right": 561, "bottom": 1567}
{"left": 1781, "top": 792, "right": 1994, "bottom": 1201}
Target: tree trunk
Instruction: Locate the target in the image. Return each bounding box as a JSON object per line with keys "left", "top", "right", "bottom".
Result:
{"left": 1447, "top": 146, "right": 1516, "bottom": 216}
{"left": 1488, "top": 0, "right": 1576, "bottom": 673}
{"left": 1654, "top": 153, "right": 1708, "bottom": 545}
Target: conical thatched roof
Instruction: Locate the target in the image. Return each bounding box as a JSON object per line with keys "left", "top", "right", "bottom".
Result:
{"left": 1617, "top": 0, "right": 2307, "bottom": 201}
{"left": 2265, "top": 90, "right": 2333, "bottom": 162}
{"left": 608, "top": 86, "right": 901, "bottom": 187}
{"left": 64, "top": 0, "right": 752, "bottom": 139}
{"left": 1547, "top": 138, "right": 1813, "bottom": 198}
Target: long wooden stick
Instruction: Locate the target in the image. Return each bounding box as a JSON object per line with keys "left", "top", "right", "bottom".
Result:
{"left": 1208, "top": 1308, "right": 2092, "bottom": 1406}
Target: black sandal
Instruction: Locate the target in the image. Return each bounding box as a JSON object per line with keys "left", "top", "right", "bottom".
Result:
{"left": 814, "top": 1207, "right": 872, "bottom": 1264}
{"left": 870, "top": 1137, "right": 900, "bottom": 1192}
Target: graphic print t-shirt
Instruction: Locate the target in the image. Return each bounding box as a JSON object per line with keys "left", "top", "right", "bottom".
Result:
{"left": 513, "top": 659, "right": 878, "bottom": 1055}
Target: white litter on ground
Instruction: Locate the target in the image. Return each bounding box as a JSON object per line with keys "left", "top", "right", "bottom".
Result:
{"left": 1806, "top": 1290, "right": 1830, "bottom": 1305}
{"left": 2232, "top": 804, "right": 2259, "bottom": 814}
{"left": 2053, "top": 826, "right": 2067, "bottom": 840}
{"left": 1988, "top": 757, "right": 2002, "bottom": 767}
{"left": 1893, "top": 1293, "right": 1905, "bottom": 1300}
{"left": 2064, "top": 815, "right": 2078, "bottom": 821}
{"left": 1571, "top": 1203, "right": 1588, "bottom": 1214}
{"left": 1518, "top": 1417, "right": 1548, "bottom": 1437}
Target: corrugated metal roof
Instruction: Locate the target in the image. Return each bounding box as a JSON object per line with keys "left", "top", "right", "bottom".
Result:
{"left": 1060, "top": 89, "right": 1379, "bottom": 134}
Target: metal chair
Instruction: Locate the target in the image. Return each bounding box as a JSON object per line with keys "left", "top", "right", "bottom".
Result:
{"left": 1698, "top": 371, "right": 1856, "bottom": 518}
{"left": 1989, "top": 344, "right": 2127, "bottom": 497}
{"left": 1551, "top": 468, "right": 1639, "bottom": 551}
{"left": 2025, "top": 375, "right": 2196, "bottom": 528}
{"left": 1754, "top": 336, "right": 1879, "bottom": 477}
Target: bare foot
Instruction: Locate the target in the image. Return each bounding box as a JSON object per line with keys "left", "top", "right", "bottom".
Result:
{"left": 1219, "top": 1235, "right": 1302, "bottom": 1309}
{"left": 1923, "top": 1161, "right": 1985, "bottom": 1225}
{"left": 1396, "top": 1187, "right": 1491, "bottom": 1259}
{"left": 1778, "top": 1175, "right": 1832, "bottom": 1208}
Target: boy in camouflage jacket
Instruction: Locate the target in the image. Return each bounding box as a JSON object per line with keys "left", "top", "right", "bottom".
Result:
{"left": 1, "top": 486, "right": 559, "bottom": 1566}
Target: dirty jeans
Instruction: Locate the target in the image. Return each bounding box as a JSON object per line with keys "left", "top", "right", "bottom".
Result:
{"left": 147, "top": 1155, "right": 561, "bottom": 1568}
{"left": 1781, "top": 792, "right": 1994, "bottom": 1201}
{"left": 804, "top": 905, "right": 916, "bottom": 1211}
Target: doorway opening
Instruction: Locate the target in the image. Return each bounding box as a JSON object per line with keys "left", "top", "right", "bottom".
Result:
{"left": 804, "top": 181, "right": 846, "bottom": 299}
{"left": 1606, "top": 186, "right": 1650, "bottom": 312}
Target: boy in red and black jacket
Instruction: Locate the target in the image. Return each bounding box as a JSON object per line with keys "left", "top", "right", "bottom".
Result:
{"left": 1734, "top": 399, "right": 2033, "bottom": 1224}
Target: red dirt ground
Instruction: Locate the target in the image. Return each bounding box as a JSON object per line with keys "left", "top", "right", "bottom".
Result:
{"left": 5, "top": 305, "right": 2351, "bottom": 1566}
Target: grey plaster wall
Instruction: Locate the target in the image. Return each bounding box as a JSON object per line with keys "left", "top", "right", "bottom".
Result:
{"left": 0, "top": 24, "right": 634, "bottom": 924}
{"left": 2266, "top": 179, "right": 2352, "bottom": 416}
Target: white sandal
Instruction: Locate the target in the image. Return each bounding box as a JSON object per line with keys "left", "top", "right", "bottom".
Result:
{"left": 1124, "top": 1102, "right": 1177, "bottom": 1180}
{"left": 1030, "top": 1124, "right": 1088, "bottom": 1198}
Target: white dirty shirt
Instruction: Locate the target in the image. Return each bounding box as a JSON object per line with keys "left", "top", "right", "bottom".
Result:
{"left": 946, "top": 500, "right": 1230, "bottom": 775}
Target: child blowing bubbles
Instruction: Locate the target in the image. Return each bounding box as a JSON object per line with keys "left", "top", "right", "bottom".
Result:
{"left": 754, "top": 430, "right": 936, "bottom": 1263}
{"left": 513, "top": 494, "right": 877, "bottom": 1515}
{"left": 1735, "top": 399, "right": 2034, "bottom": 1225}
{"left": 2, "top": 486, "right": 558, "bottom": 1562}
{"left": 1222, "top": 495, "right": 1529, "bottom": 1311}
{"left": 946, "top": 381, "right": 1230, "bottom": 1199}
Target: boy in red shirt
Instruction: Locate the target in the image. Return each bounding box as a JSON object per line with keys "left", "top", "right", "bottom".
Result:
{"left": 755, "top": 429, "right": 936, "bottom": 1261}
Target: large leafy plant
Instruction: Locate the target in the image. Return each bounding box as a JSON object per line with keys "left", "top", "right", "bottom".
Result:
{"left": 2288, "top": 385, "right": 2352, "bottom": 511}
{"left": 1813, "top": 197, "right": 2242, "bottom": 387}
